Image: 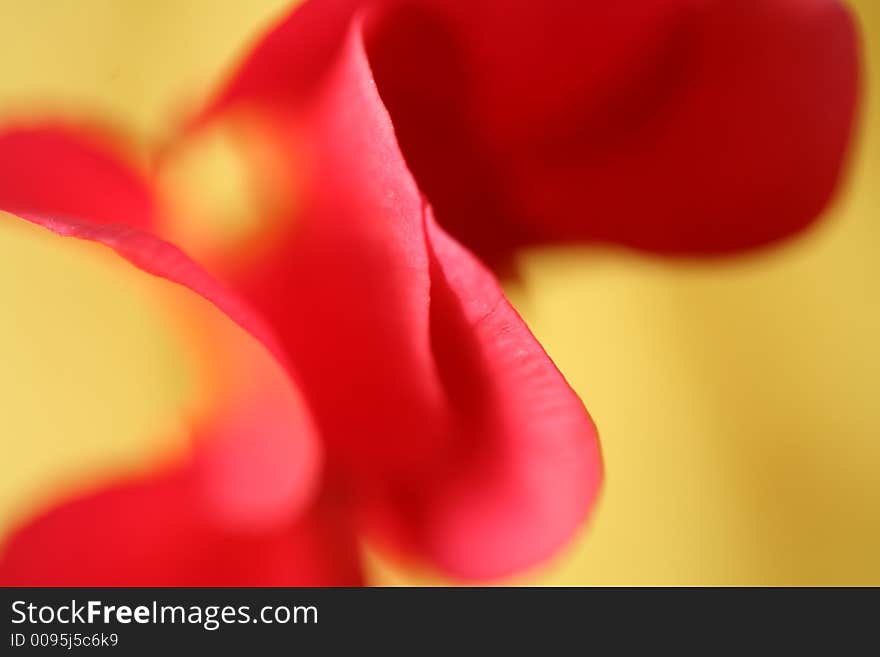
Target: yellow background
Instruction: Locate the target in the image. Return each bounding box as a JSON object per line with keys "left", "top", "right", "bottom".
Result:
{"left": 0, "top": 0, "right": 877, "bottom": 585}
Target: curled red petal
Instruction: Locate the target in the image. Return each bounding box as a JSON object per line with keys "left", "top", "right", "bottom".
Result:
{"left": 0, "top": 466, "right": 362, "bottom": 586}
{"left": 0, "top": 124, "right": 322, "bottom": 537}
{"left": 197, "top": 15, "right": 602, "bottom": 579}
{"left": 206, "top": 0, "right": 860, "bottom": 263}
{"left": 408, "top": 216, "right": 602, "bottom": 578}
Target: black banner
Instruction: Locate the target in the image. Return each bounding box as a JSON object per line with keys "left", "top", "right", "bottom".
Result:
{"left": 1, "top": 587, "right": 874, "bottom": 652}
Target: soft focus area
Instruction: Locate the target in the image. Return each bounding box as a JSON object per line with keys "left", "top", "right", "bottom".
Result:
{"left": 0, "top": 0, "right": 877, "bottom": 585}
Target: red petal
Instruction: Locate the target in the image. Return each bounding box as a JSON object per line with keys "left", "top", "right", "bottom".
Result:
{"left": 206, "top": 0, "right": 859, "bottom": 262}
{"left": 0, "top": 466, "right": 362, "bottom": 586}
{"left": 0, "top": 125, "right": 322, "bottom": 536}
{"left": 198, "top": 0, "right": 362, "bottom": 124}
{"left": 196, "top": 17, "right": 601, "bottom": 579}
{"left": 368, "top": 0, "right": 861, "bottom": 258}
{"left": 0, "top": 125, "right": 155, "bottom": 230}
{"left": 404, "top": 217, "right": 602, "bottom": 578}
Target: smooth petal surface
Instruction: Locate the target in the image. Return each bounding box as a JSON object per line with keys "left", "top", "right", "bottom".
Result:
{"left": 207, "top": 0, "right": 860, "bottom": 263}
{"left": 0, "top": 126, "right": 155, "bottom": 230}
{"left": 371, "top": 0, "right": 861, "bottom": 259}
{"left": 194, "top": 17, "right": 602, "bottom": 579}
{"left": 200, "top": 0, "right": 361, "bottom": 122}
{"left": 0, "top": 466, "right": 362, "bottom": 586}
{"left": 0, "top": 125, "right": 323, "bottom": 544}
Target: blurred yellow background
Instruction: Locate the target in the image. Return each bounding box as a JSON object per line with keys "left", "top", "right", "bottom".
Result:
{"left": 0, "top": 0, "right": 877, "bottom": 585}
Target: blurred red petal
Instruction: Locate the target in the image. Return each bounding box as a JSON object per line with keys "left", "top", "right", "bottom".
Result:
{"left": 0, "top": 466, "right": 362, "bottom": 586}
{"left": 206, "top": 0, "right": 860, "bottom": 262}
{"left": 0, "top": 125, "right": 155, "bottom": 230}
{"left": 0, "top": 124, "right": 322, "bottom": 535}
{"left": 200, "top": 0, "right": 361, "bottom": 123}
{"left": 376, "top": 0, "right": 861, "bottom": 258}
{"left": 197, "top": 18, "right": 601, "bottom": 579}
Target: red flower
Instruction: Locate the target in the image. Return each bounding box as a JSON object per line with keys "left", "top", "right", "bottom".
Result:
{"left": 0, "top": 0, "right": 859, "bottom": 585}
